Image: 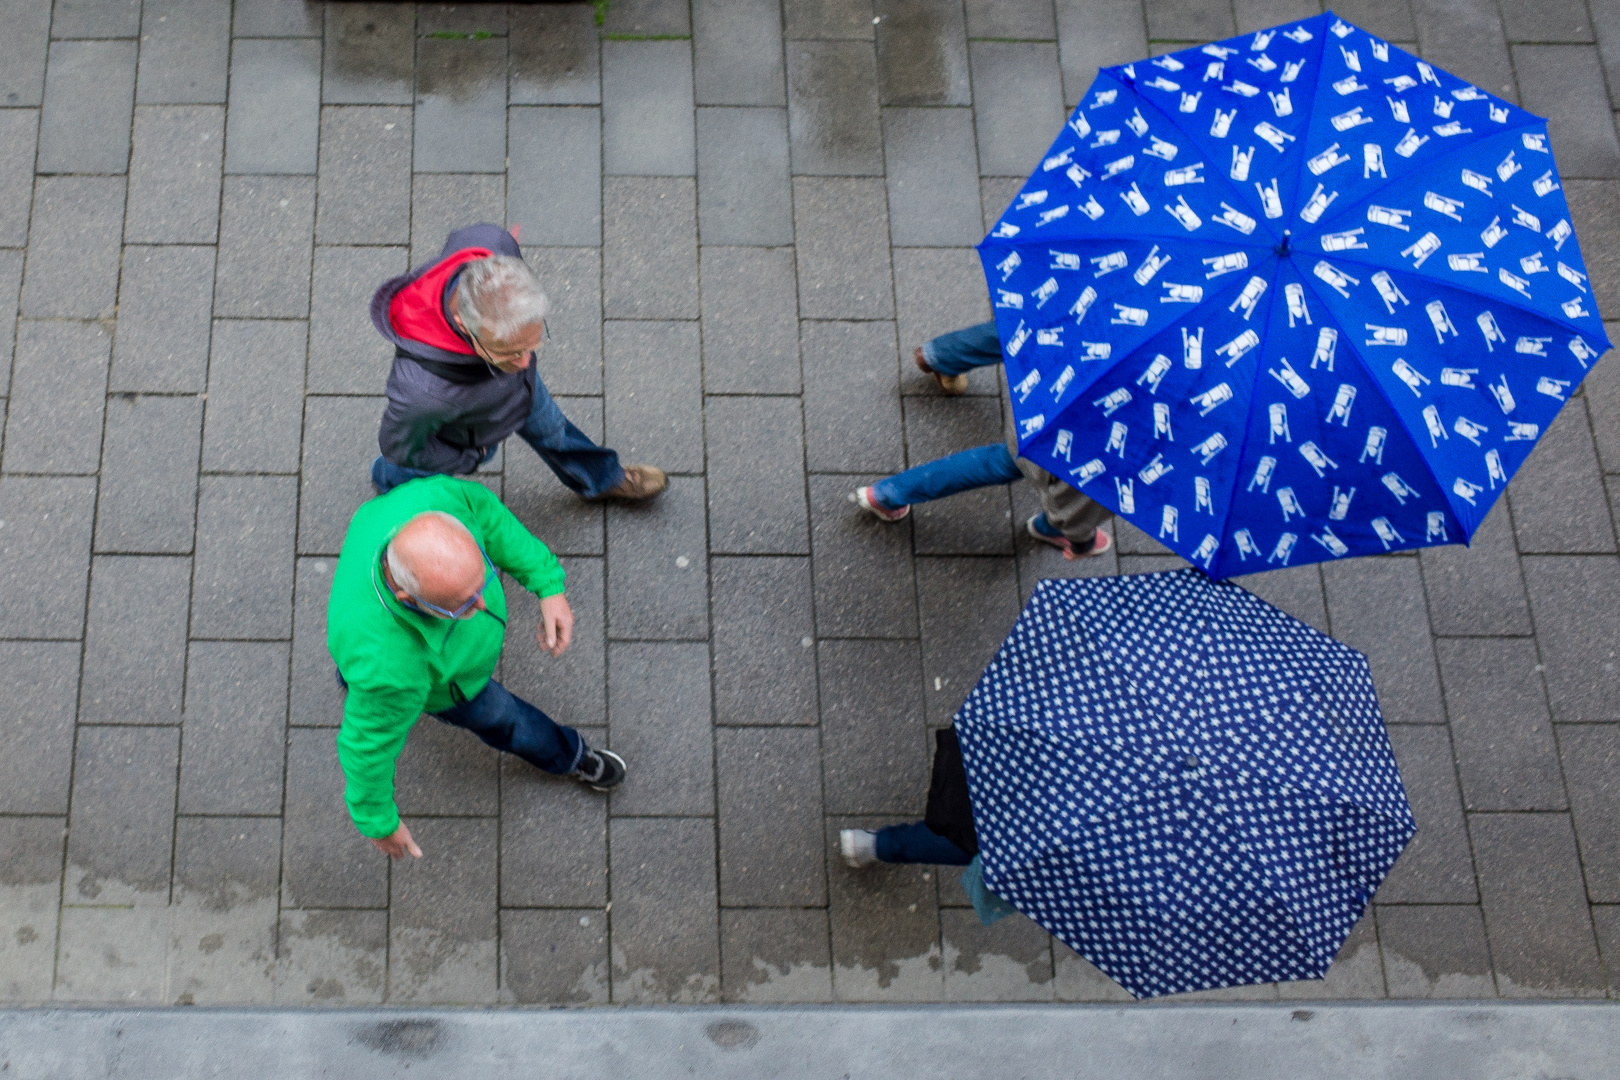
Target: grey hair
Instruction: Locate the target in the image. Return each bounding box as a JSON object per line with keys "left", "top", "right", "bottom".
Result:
{"left": 386, "top": 511, "right": 474, "bottom": 596}
{"left": 454, "top": 255, "right": 550, "bottom": 343}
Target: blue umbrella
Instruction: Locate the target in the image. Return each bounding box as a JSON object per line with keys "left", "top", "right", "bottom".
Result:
{"left": 955, "top": 570, "right": 1415, "bottom": 998}
{"left": 981, "top": 11, "right": 1608, "bottom": 579}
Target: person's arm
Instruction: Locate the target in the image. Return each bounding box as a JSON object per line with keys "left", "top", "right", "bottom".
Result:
{"left": 377, "top": 365, "right": 485, "bottom": 475}
{"left": 335, "top": 680, "right": 429, "bottom": 841}
{"left": 460, "top": 481, "right": 565, "bottom": 598}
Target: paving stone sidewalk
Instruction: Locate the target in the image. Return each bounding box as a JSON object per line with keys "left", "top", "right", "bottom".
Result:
{"left": 1, "top": 0, "right": 1619, "bottom": 1007}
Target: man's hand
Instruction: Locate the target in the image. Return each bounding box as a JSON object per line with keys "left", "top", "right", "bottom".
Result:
{"left": 370, "top": 821, "right": 422, "bottom": 860}
{"left": 538, "top": 593, "right": 574, "bottom": 657}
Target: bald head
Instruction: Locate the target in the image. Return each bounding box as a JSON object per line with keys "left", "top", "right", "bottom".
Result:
{"left": 386, "top": 512, "right": 485, "bottom": 614}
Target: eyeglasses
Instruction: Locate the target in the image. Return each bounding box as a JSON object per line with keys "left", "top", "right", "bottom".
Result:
{"left": 387, "top": 548, "right": 495, "bottom": 620}
{"left": 470, "top": 320, "right": 549, "bottom": 366}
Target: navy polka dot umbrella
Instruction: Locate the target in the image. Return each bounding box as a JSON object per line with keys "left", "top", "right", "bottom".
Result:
{"left": 955, "top": 570, "right": 1414, "bottom": 998}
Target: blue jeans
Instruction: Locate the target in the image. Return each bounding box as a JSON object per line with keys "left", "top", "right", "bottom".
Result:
{"left": 431, "top": 677, "right": 586, "bottom": 776}
{"left": 875, "top": 821, "right": 973, "bottom": 866}
{"left": 871, "top": 443, "right": 1022, "bottom": 509}
{"left": 920, "top": 321, "right": 1002, "bottom": 377}
{"left": 372, "top": 376, "right": 624, "bottom": 497}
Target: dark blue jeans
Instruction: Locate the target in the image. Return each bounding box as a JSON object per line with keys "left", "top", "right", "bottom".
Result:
{"left": 874, "top": 821, "right": 973, "bottom": 866}
{"left": 871, "top": 443, "right": 1023, "bottom": 509}
{"left": 431, "top": 677, "right": 585, "bottom": 776}
{"left": 920, "top": 321, "right": 1002, "bottom": 377}
{"left": 372, "top": 374, "right": 624, "bottom": 497}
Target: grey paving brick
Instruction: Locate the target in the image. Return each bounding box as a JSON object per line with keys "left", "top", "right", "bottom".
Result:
{"left": 230, "top": 0, "right": 321, "bottom": 36}
{"left": 883, "top": 109, "right": 981, "bottom": 247}
{"left": 787, "top": 41, "right": 882, "bottom": 176}
{"left": 1500, "top": 0, "right": 1593, "bottom": 42}
{"left": 109, "top": 244, "right": 210, "bottom": 384}
{"left": 1115, "top": 517, "right": 1171, "bottom": 556}
{"left": 393, "top": 714, "right": 499, "bottom": 817}
{"left": 603, "top": 177, "right": 699, "bottom": 319}
{"left": 1558, "top": 724, "right": 1620, "bottom": 901}
{"left": 500, "top": 556, "right": 607, "bottom": 730}
{"left": 941, "top": 908, "right": 1055, "bottom": 1002}
{"left": 37, "top": 40, "right": 136, "bottom": 174}
{"left": 601, "top": 0, "right": 690, "bottom": 34}
{"left": 785, "top": 0, "right": 875, "bottom": 40}
{"left": 1332, "top": 0, "right": 1418, "bottom": 40}
{"left": 1522, "top": 555, "right": 1620, "bottom": 722}
{"left": 202, "top": 320, "right": 307, "bottom": 473}
{"left": 1378, "top": 725, "right": 1479, "bottom": 903}
{"left": 308, "top": 247, "right": 403, "bottom": 394}
{"left": 1231, "top": 564, "right": 1329, "bottom": 635}
{"left": 717, "top": 726, "right": 825, "bottom": 906}
{"left": 606, "top": 641, "right": 713, "bottom": 814}
{"left": 274, "top": 908, "right": 387, "bottom": 1004}
{"left": 1588, "top": 347, "right": 1620, "bottom": 473}
{"left": 214, "top": 177, "right": 315, "bottom": 318}
{"left": 1419, "top": 498, "right": 1531, "bottom": 636}
{"left": 1596, "top": 0, "right": 1620, "bottom": 104}
{"left": 1510, "top": 401, "right": 1616, "bottom": 553}
{"left": 1053, "top": 942, "right": 1134, "bottom": 1002}
{"left": 298, "top": 395, "right": 381, "bottom": 557}
{"left": 694, "top": 0, "right": 785, "bottom": 106}
{"left": 706, "top": 396, "right": 808, "bottom": 554}
{"left": 711, "top": 556, "right": 818, "bottom": 726}
{"left": 875, "top": 0, "right": 968, "bottom": 108}
{"left": 180, "top": 641, "right": 289, "bottom": 814}
{"left": 315, "top": 106, "right": 412, "bottom": 245}
{"left": 1142, "top": 0, "right": 1234, "bottom": 39}
{"left": 499, "top": 743, "right": 608, "bottom": 908}
{"left": 52, "top": 0, "right": 139, "bottom": 37}
{"left": 826, "top": 817, "right": 942, "bottom": 1001}
{"left": 0, "top": 642, "right": 78, "bottom": 815}
{"left": 1412, "top": 0, "right": 1517, "bottom": 101}
{"left": 1277, "top": 912, "right": 1386, "bottom": 1000}
{"left": 418, "top": 3, "right": 509, "bottom": 35}
{"left": 793, "top": 178, "right": 895, "bottom": 318}
{"left": 168, "top": 816, "right": 280, "bottom": 1004}
{"left": 523, "top": 249, "right": 603, "bottom": 394}
{"left": 1594, "top": 904, "right": 1620, "bottom": 992}
{"left": 225, "top": 39, "right": 320, "bottom": 174}
{"left": 917, "top": 557, "right": 1020, "bottom": 725}
{"left": 699, "top": 247, "right": 798, "bottom": 392}
{"left": 390, "top": 817, "right": 499, "bottom": 1004}
{"left": 609, "top": 817, "right": 721, "bottom": 1003}
{"left": 1471, "top": 812, "right": 1605, "bottom": 997}
{"left": 808, "top": 473, "right": 918, "bottom": 638}
{"left": 511, "top": 2, "right": 600, "bottom": 105}
{"left": 904, "top": 397, "right": 1015, "bottom": 556}
{"left": 18, "top": 176, "right": 124, "bottom": 319}
{"left": 190, "top": 475, "right": 297, "bottom": 639}
{"left": 1437, "top": 638, "right": 1566, "bottom": 811}
{"left": 893, "top": 248, "right": 997, "bottom": 397}
{"left": 501, "top": 908, "right": 610, "bottom": 1004}
{"left": 720, "top": 908, "right": 833, "bottom": 1003}
{"left": 282, "top": 727, "right": 389, "bottom": 909}
{"left": 508, "top": 107, "right": 602, "bottom": 247}
{"left": 602, "top": 41, "right": 696, "bottom": 177}
{"left": 0, "top": 250, "right": 17, "bottom": 385}
{"left": 322, "top": 2, "right": 413, "bottom": 105}
{"left": 1055, "top": 0, "right": 1148, "bottom": 108}
{"left": 2, "top": 320, "right": 109, "bottom": 475}
{"left": 966, "top": 0, "right": 1054, "bottom": 39}
{"left": 1516, "top": 46, "right": 1620, "bottom": 178}
{"left": 1232, "top": 0, "right": 1322, "bottom": 34}
{"left": 414, "top": 38, "right": 507, "bottom": 174}
{"left": 1565, "top": 181, "right": 1620, "bottom": 318}
{"left": 95, "top": 393, "right": 201, "bottom": 554}
{"left": 0, "top": 0, "right": 50, "bottom": 107}
{"left": 1321, "top": 557, "right": 1446, "bottom": 725}
{"left": 504, "top": 396, "right": 605, "bottom": 556}
{"left": 801, "top": 321, "right": 901, "bottom": 473}
{"left": 696, "top": 108, "right": 793, "bottom": 245}
{"left": 1375, "top": 905, "right": 1497, "bottom": 998}
{"left": 969, "top": 41, "right": 1065, "bottom": 177}
{"left": 54, "top": 904, "right": 169, "bottom": 1002}
{"left": 289, "top": 557, "right": 340, "bottom": 727}
{"left": 0, "top": 816, "right": 64, "bottom": 1002}
{"left": 124, "top": 107, "right": 223, "bottom": 244}
{"left": 0, "top": 110, "right": 35, "bottom": 246}
{"left": 604, "top": 320, "right": 703, "bottom": 472}
{"left": 605, "top": 482, "right": 707, "bottom": 629}
{"left": 137, "top": 0, "right": 230, "bottom": 104}
{"left": 818, "top": 640, "right": 926, "bottom": 814}
{"left": 80, "top": 556, "right": 191, "bottom": 725}
{"left": 65, "top": 724, "right": 178, "bottom": 905}
{"left": 0, "top": 476, "right": 96, "bottom": 639}
{"left": 981, "top": 175, "right": 1024, "bottom": 232}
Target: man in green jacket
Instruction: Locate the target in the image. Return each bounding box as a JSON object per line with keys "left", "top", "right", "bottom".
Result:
{"left": 328, "top": 474, "right": 625, "bottom": 859}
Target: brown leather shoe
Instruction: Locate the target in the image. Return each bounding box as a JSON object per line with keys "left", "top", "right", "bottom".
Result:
{"left": 590, "top": 464, "right": 668, "bottom": 502}
{"left": 915, "top": 346, "right": 969, "bottom": 396}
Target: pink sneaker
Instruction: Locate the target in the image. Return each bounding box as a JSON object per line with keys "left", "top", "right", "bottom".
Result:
{"left": 1027, "top": 516, "right": 1110, "bottom": 560}
{"left": 853, "top": 486, "right": 910, "bottom": 522}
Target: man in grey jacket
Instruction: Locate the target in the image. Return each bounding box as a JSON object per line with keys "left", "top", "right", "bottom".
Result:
{"left": 369, "top": 223, "right": 665, "bottom": 501}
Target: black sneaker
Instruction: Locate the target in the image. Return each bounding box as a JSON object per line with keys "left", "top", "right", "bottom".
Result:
{"left": 574, "top": 748, "right": 627, "bottom": 791}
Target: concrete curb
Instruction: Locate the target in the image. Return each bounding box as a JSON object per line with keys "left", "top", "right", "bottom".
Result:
{"left": 2, "top": 1001, "right": 1617, "bottom": 1079}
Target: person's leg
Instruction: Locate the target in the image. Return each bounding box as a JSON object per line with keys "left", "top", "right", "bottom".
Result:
{"left": 432, "top": 678, "right": 586, "bottom": 775}
{"left": 370, "top": 455, "right": 440, "bottom": 496}
{"left": 867, "top": 443, "right": 1023, "bottom": 511}
{"left": 514, "top": 375, "right": 628, "bottom": 499}
{"left": 921, "top": 322, "right": 1003, "bottom": 377}
{"left": 874, "top": 821, "right": 973, "bottom": 865}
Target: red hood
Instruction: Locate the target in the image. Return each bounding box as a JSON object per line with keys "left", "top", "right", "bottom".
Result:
{"left": 386, "top": 248, "right": 491, "bottom": 356}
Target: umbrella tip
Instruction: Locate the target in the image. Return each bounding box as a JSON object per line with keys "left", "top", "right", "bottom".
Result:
{"left": 1276, "top": 229, "right": 1292, "bottom": 257}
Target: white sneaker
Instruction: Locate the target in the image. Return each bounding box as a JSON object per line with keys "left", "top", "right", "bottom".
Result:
{"left": 839, "top": 828, "right": 880, "bottom": 868}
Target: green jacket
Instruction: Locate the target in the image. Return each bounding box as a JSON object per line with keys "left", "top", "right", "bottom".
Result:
{"left": 327, "top": 476, "right": 565, "bottom": 838}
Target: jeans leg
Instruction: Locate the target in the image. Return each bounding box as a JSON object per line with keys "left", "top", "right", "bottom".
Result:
{"left": 871, "top": 443, "right": 1023, "bottom": 509}
{"left": 431, "top": 678, "right": 585, "bottom": 775}
{"left": 514, "top": 375, "right": 625, "bottom": 498}
{"left": 922, "top": 322, "right": 1003, "bottom": 377}
{"left": 371, "top": 456, "right": 439, "bottom": 496}
{"left": 873, "top": 821, "right": 973, "bottom": 865}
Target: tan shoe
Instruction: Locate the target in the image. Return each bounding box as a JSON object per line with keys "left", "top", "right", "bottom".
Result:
{"left": 915, "top": 346, "right": 969, "bottom": 396}
{"left": 590, "top": 464, "right": 668, "bottom": 502}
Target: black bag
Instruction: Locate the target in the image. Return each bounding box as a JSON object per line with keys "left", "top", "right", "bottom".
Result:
{"left": 924, "top": 728, "right": 979, "bottom": 857}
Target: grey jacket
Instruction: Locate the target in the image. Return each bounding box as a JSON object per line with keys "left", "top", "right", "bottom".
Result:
{"left": 371, "top": 223, "right": 536, "bottom": 474}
